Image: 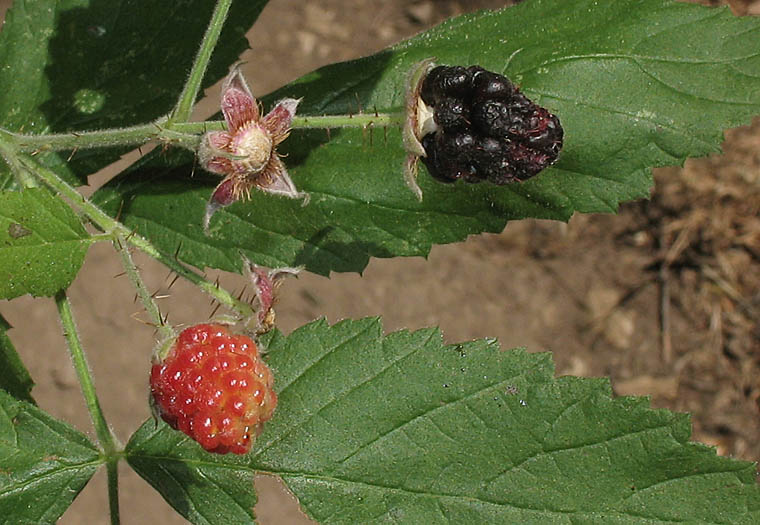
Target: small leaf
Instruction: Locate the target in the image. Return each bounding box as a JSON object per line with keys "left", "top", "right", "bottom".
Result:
{"left": 126, "top": 420, "right": 258, "bottom": 525}
{"left": 249, "top": 318, "right": 760, "bottom": 523}
{"left": 0, "top": 0, "right": 270, "bottom": 188}
{"left": 0, "top": 314, "right": 34, "bottom": 403}
{"left": 0, "top": 389, "right": 101, "bottom": 523}
{"left": 91, "top": 0, "right": 760, "bottom": 276}
{"left": 0, "top": 189, "right": 91, "bottom": 299}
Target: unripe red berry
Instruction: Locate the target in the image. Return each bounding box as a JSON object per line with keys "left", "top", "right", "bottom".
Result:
{"left": 150, "top": 324, "right": 277, "bottom": 454}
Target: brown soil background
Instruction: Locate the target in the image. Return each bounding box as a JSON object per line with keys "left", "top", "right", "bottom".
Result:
{"left": 1, "top": 0, "right": 759, "bottom": 523}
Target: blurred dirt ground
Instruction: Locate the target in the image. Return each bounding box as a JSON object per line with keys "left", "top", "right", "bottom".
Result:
{"left": 1, "top": 0, "right": 759, "bottom": 523}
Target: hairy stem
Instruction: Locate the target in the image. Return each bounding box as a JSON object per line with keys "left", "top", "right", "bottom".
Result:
{"left": 114, "top": 234, "right": 176, "bottom": 344}
{"left": 18, "top": 153, "right": 255, "bottom": 320}
{"left": 54, "top": 291, "right": 117, "bottom": 449}
{"left": 172, "top": 112, "right": 404, "bottom": 131}
{"left": 0, "top": 110, "right": 403, "bottom": 155}
{"left": 0, "top": 121, "right": 201, "bottom": 154}
{"left": 106, "top": 460, "right": 121, "bottom": 525}
{"left": 170, "top": 0, "right": 234, "bottom": 124}
{"left": 292, "top": 112, "right": 403, "bottom": 129}
{"left": 54, "top": 291, "right": 121, "bottom": 525}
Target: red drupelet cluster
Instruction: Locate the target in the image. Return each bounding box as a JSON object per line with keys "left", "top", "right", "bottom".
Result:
{"left": 150, "top": 324, "right": 277, "bottom": 454}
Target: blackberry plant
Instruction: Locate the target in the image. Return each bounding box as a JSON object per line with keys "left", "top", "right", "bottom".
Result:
{"left": 0, "top": 0, "right": 759, "bottom": 523}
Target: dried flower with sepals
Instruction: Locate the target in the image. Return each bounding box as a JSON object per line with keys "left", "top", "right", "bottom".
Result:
{"left": 199, "top": 65, "right": 309, "bottom": 232}
{"left": 241, "top": 256, "right": 301, "bottom": 335}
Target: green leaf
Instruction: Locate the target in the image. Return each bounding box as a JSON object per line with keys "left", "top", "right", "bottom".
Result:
{"left": 0, "top": 314, "right": 34, "bottom": 403}
{"left": 0, "top": 189, "right": 91, "bottom": 299}
{"left": 0, "top": 389, "right": 101, "bottom": 524}
{"left": 0, "top": 0, "right": 269, "bottom": 188}
{"left": 91, "top": 0, "right": 760, "bottom": 276}
{"left": 253, "top": 319, "right": 760, "bottom": 523}
{"left": 127, "top": 318, "right": 760, "bottom": 524}
{"left": 126, "top": 419, "right": 258, "bottom": 525}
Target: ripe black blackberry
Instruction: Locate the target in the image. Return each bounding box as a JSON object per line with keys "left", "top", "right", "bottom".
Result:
{"left": 417, "top": 64, "right": 563, "bottom": 186}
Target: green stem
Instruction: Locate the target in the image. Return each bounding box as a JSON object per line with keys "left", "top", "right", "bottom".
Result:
{"left": 0, "top": 110, "right": 403, "bottom": 154}
{"left": 292, "top": 112, "right": 403, "bottom": 129}
{"left": 54, "top": 291, "right": 116, "bottom": 449}
{"left": 0, "top": 133, "right": 41, "bottom": 188}
{"left": 18, "top": 153, "right": 254, "bottom": 319}
{"left": 175, "top": 112, "right": 404, "bottom": 131}
{"left": 0, "top": 121, "right": 201, "bottom": 154}
{"left": 106, "top": 460, "right": 121, "bottom": 525}
{"left": 54, "top": 291, "right": 121, "bottom": 524}
{"left": 113, "top": 234, "right": 176, "bottom": 344}
{"left": 170, "top": 0, "right": 234, "bottom": 124}
{"left": 10, "top": 162, "right": 39, "bottom": 188}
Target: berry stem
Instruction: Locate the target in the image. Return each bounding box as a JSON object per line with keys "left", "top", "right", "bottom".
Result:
{"left": 291, "top": 112, "right": 404, "bottom": 129}
{"left": 169, "top": 0, "right": 234, "bottom": 124}
{"left": 16, "top": 153, "right": 256, "bottom": 320}
{"left": 54, "top": 290, "right": 122, "bottom": 525}
{"left": 0, "top": 110, "right": 404, "bottom": 155}
{"left": 113, "top": 234, "right": 176, "bottom": 344}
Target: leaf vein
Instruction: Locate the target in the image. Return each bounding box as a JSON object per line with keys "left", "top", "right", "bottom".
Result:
{"left": 336, "top": 373, "right": 523, "bottom": 468}
{"left": 254, "top": 324, "right": 381, "bottom": 457}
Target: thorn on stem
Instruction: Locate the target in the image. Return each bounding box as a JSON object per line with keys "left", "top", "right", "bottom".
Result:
{"left": 209, "top": 302, "right": 222, "bottom": 319}
{"left": 115, "top": 200, "right": 126, "bottom": 223}
{"left": 354, "top": 92, "right": 363, "bottom": 114}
